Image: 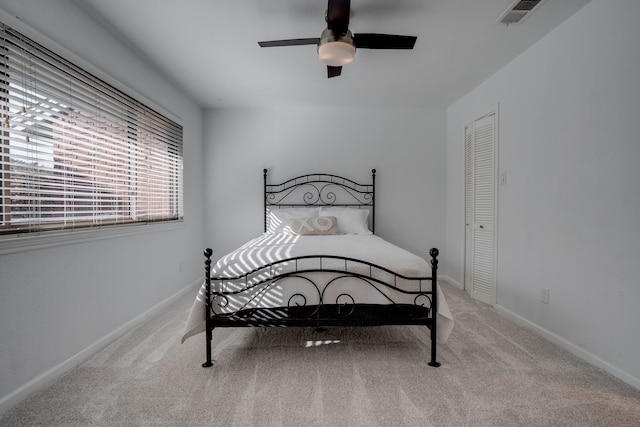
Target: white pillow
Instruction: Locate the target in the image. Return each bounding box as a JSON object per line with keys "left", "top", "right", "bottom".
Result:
{"left": 267, "top": 207, "right": 321, "bottom": 233}
{"left": 288, "top": 216, "right": 339, "bottom": 235}
{"left": 320, "top": 207, "right": 372, "bottom": 234}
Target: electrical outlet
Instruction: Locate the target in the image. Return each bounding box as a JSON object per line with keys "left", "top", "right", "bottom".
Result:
{"left": 540, "top": 287, "right": 549, "bottom": 304}
{"left": 500, "top": 171, "right": 507, "bottom": 185}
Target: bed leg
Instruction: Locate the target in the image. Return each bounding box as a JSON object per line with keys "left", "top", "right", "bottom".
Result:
{"left": 202, "top": 248, "right": 214, "bottom": 368}
{"left": 428, "top": 248, "right": 441, "bottom": 367}
{"left": 202, "top": 326, "right": 214, "bottom": 368}
{"left": 428, "top": 325, "right": 441, "bottom": 367}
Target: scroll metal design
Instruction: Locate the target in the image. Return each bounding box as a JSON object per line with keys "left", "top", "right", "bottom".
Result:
{"left": 264, "top": 169, "right": 376, "bottom": 233}
{"left": 205, "top": 255, "right": 435, "bottom": 322}
{"left": 266, "top": 181, "right": 373, "bottom": 206}
{"left": 210, "top": 274, "right": 322, "bottom": 319}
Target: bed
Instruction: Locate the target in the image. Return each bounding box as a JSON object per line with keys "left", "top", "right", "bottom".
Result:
{"left": 181, "top": 169, "right": 453, "bottom": 367}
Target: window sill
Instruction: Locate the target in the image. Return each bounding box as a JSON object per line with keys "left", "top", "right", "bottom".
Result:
{"left": 0, "top": 221, "right": 184, "bottom": 255}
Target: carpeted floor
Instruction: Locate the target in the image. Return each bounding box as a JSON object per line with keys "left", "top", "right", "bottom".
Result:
{"left": 2, "top": 282, "right": 640, "bottom": 426}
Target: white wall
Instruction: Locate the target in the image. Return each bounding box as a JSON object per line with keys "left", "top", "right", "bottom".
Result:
{"left": 446, "top": 0, "right": 640, "bottom": 386}
{"left": 0, "top": 0, "right": 204, "bottom": 410}
{"left": 203, "top": 106, "right": 446, "bottom": 262}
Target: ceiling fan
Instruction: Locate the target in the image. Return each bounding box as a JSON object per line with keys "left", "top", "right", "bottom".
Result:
{"left": 257, "top": 0, "right": 417, "bottom": 78}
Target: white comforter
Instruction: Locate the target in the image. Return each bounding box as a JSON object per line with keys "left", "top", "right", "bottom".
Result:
{"left": 181, "top": 233, "right": 454, "bottom": 343}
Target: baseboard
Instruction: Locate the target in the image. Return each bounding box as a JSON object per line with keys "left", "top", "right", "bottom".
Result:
{"left": 0, "top": 278, "right": 203, "bottom": 415}
{"left": 493, "top": 304, "right": 640, "bottom": 391}
{"left": 438, "top": 276, "right": 639, "bottom": 391}
{"left": 439, "top": 275, "right": 463, "bottom": 290}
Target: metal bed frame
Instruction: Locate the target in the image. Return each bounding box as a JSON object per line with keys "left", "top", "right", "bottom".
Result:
{"left": 201, "top": 169, "right": 441, "bottom": 367}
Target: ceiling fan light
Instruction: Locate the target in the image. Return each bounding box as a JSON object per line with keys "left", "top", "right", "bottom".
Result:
{"left": 318, "top": 29, "right": 355, "bottom": 67}
{"left": 318, "top": 41, "right": 356, "bottom": 66}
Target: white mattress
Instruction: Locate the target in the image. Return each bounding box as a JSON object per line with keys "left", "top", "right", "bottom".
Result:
{"left": 181, "top": 233, "right": 454, "bottom": 344}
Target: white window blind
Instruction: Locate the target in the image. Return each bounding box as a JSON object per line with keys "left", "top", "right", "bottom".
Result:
{"left": 0, "top": 23, "right": 183, "bottom": 236}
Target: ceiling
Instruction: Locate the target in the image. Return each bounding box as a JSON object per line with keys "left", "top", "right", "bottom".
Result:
{"left": 75, "top": 0, "right": 591, "bottom": 109}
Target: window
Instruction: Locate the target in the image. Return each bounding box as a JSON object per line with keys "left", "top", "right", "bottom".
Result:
{"left": 0, "top": 24, "right": 183, "bottom": 241}
{"left": 0, "top": 22, "right": 183, "bottom": 237}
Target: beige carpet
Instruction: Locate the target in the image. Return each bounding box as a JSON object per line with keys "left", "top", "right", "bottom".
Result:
{"left": 2, "top": 282, "right": 640, "bottom": 426}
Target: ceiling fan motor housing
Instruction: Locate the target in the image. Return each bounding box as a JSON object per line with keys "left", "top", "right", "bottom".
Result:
{"left": 318, "top": 28, "right": 356, "bottom": 66}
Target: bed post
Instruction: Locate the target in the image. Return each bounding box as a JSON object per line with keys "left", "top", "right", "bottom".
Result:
{"left": 371, "top": 168, "right": 376, "bottom": 234}
{"left": 428, "top": 247, "right": 441, "bottom": 367}
{"left": 202, "top": 248, "right": 214, "bottom": 368}
{"left": 264, "top": 169, "right": 268, "bottom": 233}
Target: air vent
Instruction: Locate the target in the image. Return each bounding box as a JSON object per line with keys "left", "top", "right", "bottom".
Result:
{"left": 498, "top": 0, "right": 545, "bottom": 25}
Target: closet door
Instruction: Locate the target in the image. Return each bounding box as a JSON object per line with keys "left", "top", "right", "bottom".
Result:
{"left": 464, "top": 125, "right": 473, "bottom": 292}
{"left": 464, "top": 113, "right": 497, "bottom": 305}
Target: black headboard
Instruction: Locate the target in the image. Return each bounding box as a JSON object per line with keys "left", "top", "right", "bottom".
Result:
{"left": 264, "top": 169, "right": 376, "bottom": 233}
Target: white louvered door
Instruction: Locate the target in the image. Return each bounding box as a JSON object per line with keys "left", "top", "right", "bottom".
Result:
{"left": 464, "top": 125, "right": 473, "bottom": 293}
{"left": 464, "top": 113, "right": 497, "bottom": 305}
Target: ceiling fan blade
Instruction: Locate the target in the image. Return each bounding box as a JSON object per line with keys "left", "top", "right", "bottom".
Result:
{"left": 327, "top": 65, "right": 342, "bottom": 78}
{"left": 326, "top": 0, "right": 350, "bottom": 35}
{"left": 353, "top": 33, "right": 417, "bottom": 49}
{"left": 258, "top": 38, "right": 320, "bottom": 48}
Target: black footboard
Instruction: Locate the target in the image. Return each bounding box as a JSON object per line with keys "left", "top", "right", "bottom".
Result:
{"left": 201, "top": 247, "right": 441, "bottom": 368}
